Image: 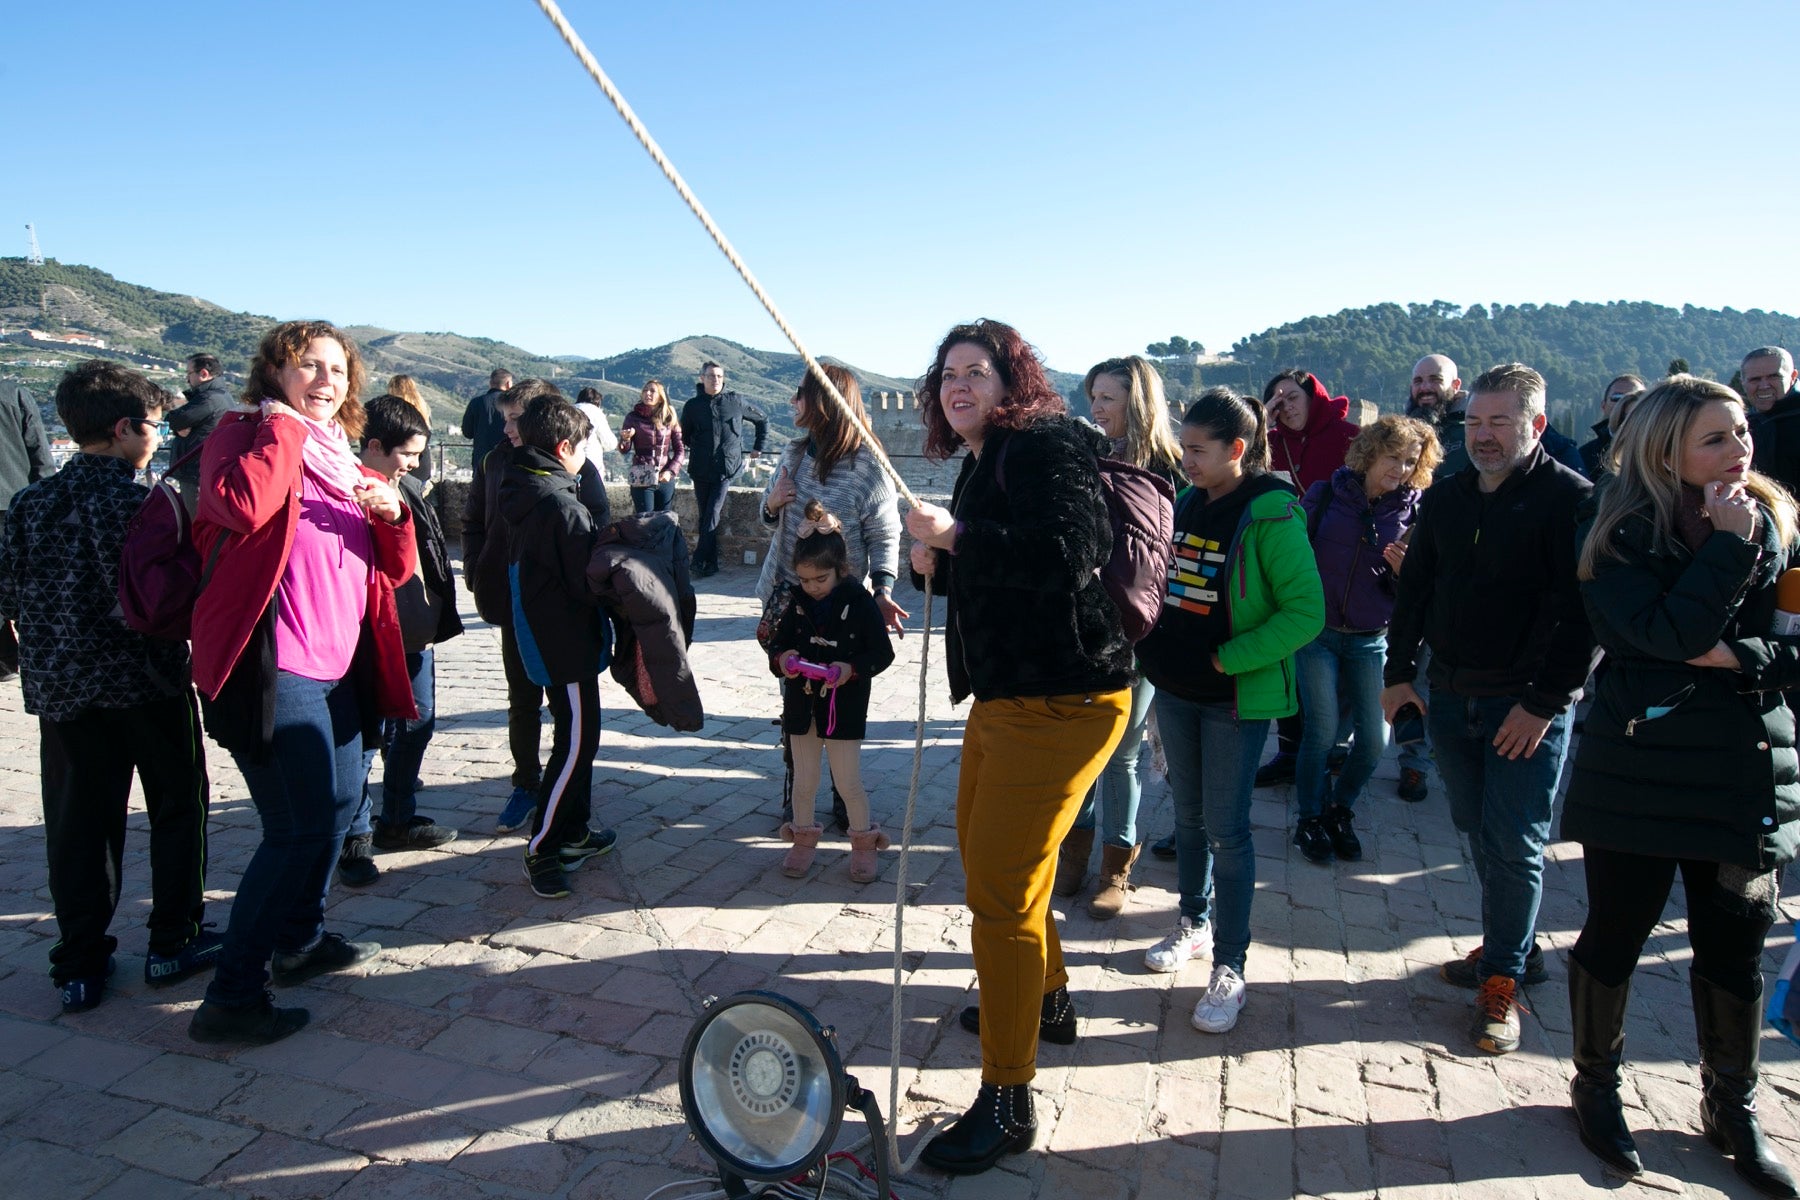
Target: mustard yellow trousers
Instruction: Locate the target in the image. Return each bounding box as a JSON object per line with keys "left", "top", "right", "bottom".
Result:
{"left": 957, "top": 689, "right": 1131, "bottom": 1084}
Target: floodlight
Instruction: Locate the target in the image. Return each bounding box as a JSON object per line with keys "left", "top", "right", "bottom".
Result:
{"left": 678, "top": 990, "right": 890, "bottom": 1198}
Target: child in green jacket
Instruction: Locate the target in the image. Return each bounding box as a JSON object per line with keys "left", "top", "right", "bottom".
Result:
{"left": 1133, "top": 387, "right": 1324, "bottom": 1034}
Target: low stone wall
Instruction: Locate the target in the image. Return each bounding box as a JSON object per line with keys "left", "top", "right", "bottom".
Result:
{"left": 433, "top": 478, "right": 791, "bottom": 568}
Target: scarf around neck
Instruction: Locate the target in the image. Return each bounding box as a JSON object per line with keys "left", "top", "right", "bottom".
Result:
{"left": 261, "top": 399, "right": 364, "bottom": 502}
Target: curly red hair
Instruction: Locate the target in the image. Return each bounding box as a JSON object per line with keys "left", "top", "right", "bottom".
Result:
{"left": 918, "top": 319, "right": 1065, "bottom": 460}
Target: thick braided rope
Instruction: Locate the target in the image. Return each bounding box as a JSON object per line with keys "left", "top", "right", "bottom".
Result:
{"left": 527, "top": 0, "right": 944, "bottom": 1174}
{"left": 529, "top": 0, "right": 919, "bottom": 509}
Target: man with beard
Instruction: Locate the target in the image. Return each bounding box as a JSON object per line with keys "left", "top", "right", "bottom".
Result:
{"left": 1745, "top": 347, "right": 1800, "bottom": 493}
{"left": 1407, "top": 354, "right": 1467, "bottom": 480}
{"left": 1382, "top": 363, "right": 1595, "bottom": 1055}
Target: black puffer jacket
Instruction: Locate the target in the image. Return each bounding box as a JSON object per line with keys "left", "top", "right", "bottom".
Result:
{"left": 394, "top": 473, "right": 464, "bottom": 652}
{"left": 680, "top": 387, "right": 768, "bottom": 482}
{"left": 499, "top": 445, "right": 604, "bottom": 687}
{"left": 1564, "top": 503, "right": 1800, "bottom": 870}
{"left": 588, "top": 512, "right": 703, "bottom": 731}
{"left": 911, "top": 417, "right": 1133, "bottom": 704}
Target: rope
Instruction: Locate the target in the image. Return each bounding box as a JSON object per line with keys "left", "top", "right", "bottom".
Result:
{"left": 526, "top": 0, "right": 949, "bottom": 1176}
{"left": 528, "top": 0, "right": 920, "bottom": 510}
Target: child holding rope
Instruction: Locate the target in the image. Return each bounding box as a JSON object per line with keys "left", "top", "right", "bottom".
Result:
{"left": 768, "top": 501, "right": 895, "bottom": 881}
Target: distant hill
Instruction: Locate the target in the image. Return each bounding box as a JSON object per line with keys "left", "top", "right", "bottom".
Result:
{"left": 0, "top": 258, "right": 920, "bottom": 440}
{"left": 1218, "top": 300, "right": 1800, "bottom": 432}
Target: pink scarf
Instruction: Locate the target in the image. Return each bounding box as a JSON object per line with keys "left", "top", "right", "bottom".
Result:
{"left": 261, "top": 399, "right": 364, "bottom": 501}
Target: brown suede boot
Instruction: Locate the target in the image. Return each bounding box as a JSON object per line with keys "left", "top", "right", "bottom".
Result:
{"left": 779, "top": 822, "right": 823, "bottom": 877}
{"left": 847, "top": 825, "right": 891, "bottom": 883}
{"left": 1087, "top": 843, "right": 1139, "bottom": 920}
{"left": 1054, "top": 827, "right": 1095, "bottom": 897}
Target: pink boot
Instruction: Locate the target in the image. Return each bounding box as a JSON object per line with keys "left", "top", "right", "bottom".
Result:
{"left": 847, "top": 825, "right": 891, "bottom": 884}
{"left": 780, "top": 822, "right": 823, "bottom": 878}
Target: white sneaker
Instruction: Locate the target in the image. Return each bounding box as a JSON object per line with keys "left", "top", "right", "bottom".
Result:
{"left": 1191, "top": 964, "right": 1247, "bottom": 1033}
{"left": 1144, "top": 916, "right": 1214, "bottom": 973}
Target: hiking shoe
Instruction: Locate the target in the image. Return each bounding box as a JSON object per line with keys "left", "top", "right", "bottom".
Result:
{"left": 1321, "top": 805, "right": 1362, "bottom": 862}
{"left": 1442, "top": 942, "right": 1550, "bottom": 989}
{"left": 59, "top": 957, "right": 116, "bottom": 1014}
{"left": 1293, "top": 816, "right": 1334, "bottom": 864}
{"left": 271, "top": 932, "right": 380, "bottom": 986}
{"left": 1472, "top": 975, "right": 1526, "bottom": 1054}
{"left": 145, "top": 926, "right": 225, "bottom": 987}
{"left": 189, "top": 991, "right": 309, "bottom": 1045}
{"left": 1191, "top": 964, "right": 1248, "bottom": 1033}
{"left": 337, "top": 833, "right": 379, "bottom": 887}
{"left": 1398, "top": 768, "right": 1429, "bottom": 803}
{"left": 1150, "top": 832, "right": 1177, "bottom": 860}
{"left": 525, "top": 852, "right": 571, "bottom": 898}
{"left": 1254, "top": 752, "right": 1297, "bottom": 788}
{"left": 559, "top": 828, "right": 617, "bottom": 869}
{"left": 372, "top": 816, "right": 459, "bottom": 851}
{"left": 1145, "top": 916, "right": 1214, "bottom": 974}
{"left": 495, "top": 787, "right": 538, "bottom": 834}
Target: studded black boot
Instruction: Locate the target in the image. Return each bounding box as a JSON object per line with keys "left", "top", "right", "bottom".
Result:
{"left": 920, "top": 1082, "right": 1036, "bottom": 1175}
{"left": 958, "top": 984, "right": 1077, "bottom": 1045}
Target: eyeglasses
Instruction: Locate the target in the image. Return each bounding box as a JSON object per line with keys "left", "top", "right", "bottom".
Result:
{"left": 1607, "top": 393, "right": 1631, "bottom": 403}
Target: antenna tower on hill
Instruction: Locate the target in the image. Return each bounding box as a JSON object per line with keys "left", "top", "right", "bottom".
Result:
{"left": 25, "top": 224, "right": 44, "bottom": 266}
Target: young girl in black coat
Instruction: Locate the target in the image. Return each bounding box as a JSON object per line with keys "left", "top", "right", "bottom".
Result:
{"left": 768, "top": 501, "right": 896, "bottom": 881}
{"left": 1565, "top": 376, "right": 1799, "bottom": 1194}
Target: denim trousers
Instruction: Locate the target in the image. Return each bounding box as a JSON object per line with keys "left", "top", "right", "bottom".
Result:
{"left": 1295, "top": 629, "right": 1388, "bottom": 817}
{"left": 629, "top": 481, "right": 676, "bottom": 514}
{"left": 1157, "top": 692, "right": 1268, "bottom": 975}
{"left": 208, "top": 671, "right": 364, "bottom": 1007}
{"left": 1427, "top": 692, "right": 1570, "bottom": 982}
{"left": 379, "top": 648, "right": 437, "bottom": 827}
{"left": 1071, "top": 674, "right": 1155, "bottom": 848}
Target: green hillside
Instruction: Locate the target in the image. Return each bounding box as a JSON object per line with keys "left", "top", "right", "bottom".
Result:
{"left": 1219, "top": 300, "right": 1800, "bottom": 431}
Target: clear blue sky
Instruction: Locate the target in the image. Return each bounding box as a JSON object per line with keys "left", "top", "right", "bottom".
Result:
{"left": 4, "top": 1, "right": 1795, "bottom": 379}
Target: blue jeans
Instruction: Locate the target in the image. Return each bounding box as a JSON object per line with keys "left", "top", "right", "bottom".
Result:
{"left": 1157, "top": 693, "right": 1268, "bottom": 974}
{"left": 208, "top": 672, "right": 364, "bottom": 1007}
{"left": 1427, "top": 692, "right": 1571, "bottom": 982}
{"left": 379, "top": 648, "right": 437, "bottom": 827}
{"left": 1295, "top": 630, "right": 1387, "bottom": 817}
{"left": 1071, "top": 674, "right": 1154, "bottom": 848}
{"left": 630, "top": 481, "right": 676, "bottom": 514}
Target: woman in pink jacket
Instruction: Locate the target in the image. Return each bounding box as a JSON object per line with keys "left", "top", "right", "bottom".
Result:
{"left": 186, "top": 320, "right": 417, "bottom": 1046}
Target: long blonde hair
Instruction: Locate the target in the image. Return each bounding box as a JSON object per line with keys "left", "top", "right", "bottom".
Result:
{"left": 1579, "top": 375, "right": 1796, "bottom": 580}
{"left": 640, "top": 379, "right": 675, "bottom": 427}
{"left": 388, "top": 374, "right": 429, "bottom": 424}
{"left": 1083, "top": 356, "right": 1182, "bottom": 476}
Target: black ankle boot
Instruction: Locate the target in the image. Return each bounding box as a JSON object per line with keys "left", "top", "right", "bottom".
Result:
{"left": 920, "top": 1082, "right": 1035, "bottom": 1175}
{"left": 1567, "top": 957, "right": 1642, "bottom": 1175}
{"left": 958, "top": 985, "right": 1077, "bottom": 1045}
{"left": 1693, "top": 972, "right": 1798, "bottom": 1198}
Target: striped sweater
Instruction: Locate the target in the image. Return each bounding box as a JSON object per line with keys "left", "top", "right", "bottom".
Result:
{"left": 754, "top": 439, "right": 900, "bottom": 602}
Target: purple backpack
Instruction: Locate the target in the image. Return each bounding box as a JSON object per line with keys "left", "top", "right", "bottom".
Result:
{"left": 996, "top": 437, "right": 1175, "bottom": 642}
{"left": 117, "top": 447, "right": 225, "bottom": 640}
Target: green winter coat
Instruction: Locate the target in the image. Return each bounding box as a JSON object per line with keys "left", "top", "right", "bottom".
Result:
{"left": 1215, "top": 482, "right": 1327, "bottom": 719}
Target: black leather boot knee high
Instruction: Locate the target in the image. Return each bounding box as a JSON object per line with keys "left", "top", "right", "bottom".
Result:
{"left": 1567, "top": 957, "right": 1642, "bottom": 1175}
{"left": 1692, "top": 971, "right": 1798, "bottom": 1198}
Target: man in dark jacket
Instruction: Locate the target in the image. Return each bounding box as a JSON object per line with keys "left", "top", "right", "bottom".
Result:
{"left": 0, "top": 381, "right": 55, "bottom": 679}
{"left": 1745, "top": 346, "right": 1800, "bottom": 493}
{"left": 499, "top": 394, "right": 617, "bottom": 898}
{"left": 679, "top": 361, "right": 767, "bottom": 577}
{"left": 1577, "top": 374, "right": 1646, "bottom": 480}
{"left": 166, "top": 354, "right": 235, "bottom": 493}
{"left": 460, "top": 367, "right": 515, "bottom": 471}
{"left": 1382, "top": 362, "right": 1597, "bottom": 1057}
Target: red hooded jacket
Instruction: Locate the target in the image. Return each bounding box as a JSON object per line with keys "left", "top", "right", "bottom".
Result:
{"left": 190, "top": 410, "right": 417, "bottom": 718}
{"left": 1267, "top": 374, "right": 1358, "bottom": 494}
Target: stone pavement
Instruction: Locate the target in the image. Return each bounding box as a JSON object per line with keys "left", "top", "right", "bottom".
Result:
{"left": 0, "top": 563, "right": 1796, "bottom": 1200}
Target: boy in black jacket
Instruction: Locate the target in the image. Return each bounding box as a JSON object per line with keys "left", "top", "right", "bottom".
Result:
{"left": 0, "top": 361, "right": 219, "bottom": 1012}
{"left": 499, "top": 395, "right": 617, "bottom": 898}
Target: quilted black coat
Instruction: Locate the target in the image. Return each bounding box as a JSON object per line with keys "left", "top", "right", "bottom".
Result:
{"left": 1563, "top": 503, "right": 1800, "bottom": 870}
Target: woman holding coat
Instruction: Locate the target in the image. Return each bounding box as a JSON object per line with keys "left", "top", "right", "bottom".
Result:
{"left": 1563, "top": 376, "right": 1798, "bottom": 1195}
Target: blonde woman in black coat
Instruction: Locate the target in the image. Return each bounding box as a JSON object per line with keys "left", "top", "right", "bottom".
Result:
{"left": 1565, "top": 376, "right": 1798, "bottom": 1194}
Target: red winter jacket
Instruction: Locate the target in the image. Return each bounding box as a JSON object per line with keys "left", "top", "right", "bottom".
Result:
{"left": 1268, "top": 374, "right": 1358, "bottom": 494}
{"left": 190, "top": 409, "right": 417, "bottom": 718}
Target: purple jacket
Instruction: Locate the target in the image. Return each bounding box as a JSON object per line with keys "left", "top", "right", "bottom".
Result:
{"left": 1303, "top": 466, "right": 1420, "bottom": 632}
